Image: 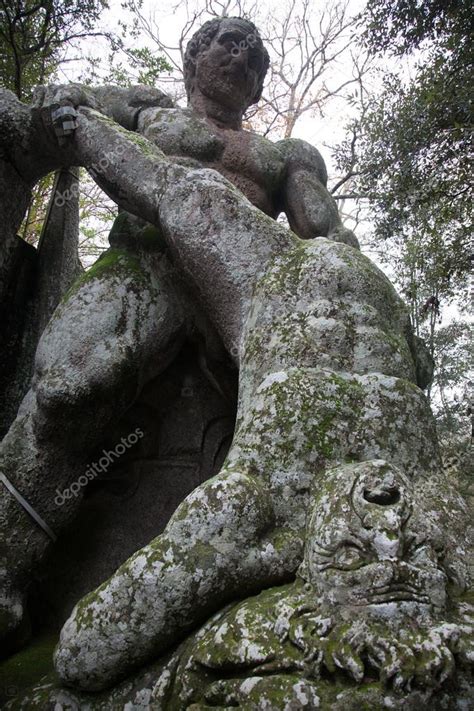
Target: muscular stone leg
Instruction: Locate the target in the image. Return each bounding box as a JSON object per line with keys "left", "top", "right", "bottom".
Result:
{"left": 0, "top": 108, "right": 294, "bottom": 656}
{"left": 52, "top": 365, "right": 448, "bottom": 693}
{"left": 51, "top": 235, "right": 468, "bottom": 693}
{"left": 54, "top": 467, "right": 302, "bottom": 690}
{"left": 0, "top": 230, "right": 186, "bottom": 650}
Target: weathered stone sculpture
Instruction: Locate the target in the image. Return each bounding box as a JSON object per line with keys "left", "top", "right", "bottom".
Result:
{"left": 0, "top": 16, "right": 355, "bottom": 651}
{"left": 0, "top": 16, "right": 472, "bottom": 709}
{"left": 9, "top": 464, "right": 473, "bottom": 708}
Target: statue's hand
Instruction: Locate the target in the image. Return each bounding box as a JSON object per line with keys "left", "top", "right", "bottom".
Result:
{"left": 32, "top": 83, "right": 101, "bottom": 112}
{"left": 320, "top": 622, "right": 366, "bottom": 683}
{"left": 33, "top": 83, "right": 101, "bottom": 142}
{"left": 320, "top": 616, "right": 462, "bottom": 692}
{"left": 85, "top": 84, "right": 173, "bottom": 130}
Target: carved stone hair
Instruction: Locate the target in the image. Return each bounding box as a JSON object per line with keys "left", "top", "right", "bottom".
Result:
{"left": 183, "top": 17, "right": 270, "bottom": 106}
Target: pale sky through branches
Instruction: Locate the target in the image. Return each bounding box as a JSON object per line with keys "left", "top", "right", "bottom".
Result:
{"left": 60, "top": 0, "right": 381, "bottom": 175}
{"left": 53, "top": 0, "right": 430, "bottom": 279}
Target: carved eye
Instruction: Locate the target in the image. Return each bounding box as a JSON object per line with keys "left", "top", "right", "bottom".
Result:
{"left": 408, "top": 543, "right": 438, "bottom": 567}
{"left": 332, "top": 544, "right": 366, "bottom": 570}
{"left": 218, "top": 33, "right": 241, "bottom": 53}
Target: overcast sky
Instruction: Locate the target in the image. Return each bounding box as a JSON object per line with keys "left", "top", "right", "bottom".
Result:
{"left": 62, "top": 0, "right": 379, "bottom": 169}
{"left": 60, "top": 0, "right": 419, "bottom": 273}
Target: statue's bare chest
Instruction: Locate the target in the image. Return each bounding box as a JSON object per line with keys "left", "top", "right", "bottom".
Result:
{"left": 138, "top": 108, "right": 285, "bottom": 216}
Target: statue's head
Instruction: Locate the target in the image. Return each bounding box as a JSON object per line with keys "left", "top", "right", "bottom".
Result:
{"left": 299, "top": 460, "right": 448, "bottom": 613}
{"left": 183, "top": 17, "right": 270, "bottom": 112}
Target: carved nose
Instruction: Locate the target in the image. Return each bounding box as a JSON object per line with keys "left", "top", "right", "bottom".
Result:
{"left": 389, "top": 560, "right": 412, "bottom": 582}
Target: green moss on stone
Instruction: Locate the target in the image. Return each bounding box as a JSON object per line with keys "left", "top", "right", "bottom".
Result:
{"left": 92, "top": 112, "right": 167, "bottom": 160}
{"left": 0, "top": 634, "right": 58, "bottom": 706}
{"left": 61, "top": 248, "right": 145, "bottom": 304}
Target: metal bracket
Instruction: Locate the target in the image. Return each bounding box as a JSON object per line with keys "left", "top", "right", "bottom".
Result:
{"left": 0, "top": 473, "right": 57, "bottom": 542}
{"left": 51, "top": 104, "right": 78, "bottom": 138}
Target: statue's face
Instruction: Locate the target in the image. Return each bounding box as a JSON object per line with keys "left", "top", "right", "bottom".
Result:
{"left": 193, "top": 19, "right": 265, "bottom": 112}
{"left": 303, "top": 461, "right": 447, "bottom": 612}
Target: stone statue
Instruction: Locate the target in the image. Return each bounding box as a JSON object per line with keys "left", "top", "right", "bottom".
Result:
{"left": 0, "top": 16, "right": 471, "bottom": 708}
{"left": 0, "top": 16, "right": 355, "bottom": 650}
{"left": 8, "top": 463, "right": 473, "bottom": 708}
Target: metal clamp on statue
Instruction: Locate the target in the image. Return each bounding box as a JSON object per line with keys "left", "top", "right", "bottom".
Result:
{"left": 51, "top": 104, "right": 78, "bottom": 142}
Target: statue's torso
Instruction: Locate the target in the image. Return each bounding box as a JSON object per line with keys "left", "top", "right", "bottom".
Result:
{"left": 138, "top": 107, "right": 286, "bottom": 217}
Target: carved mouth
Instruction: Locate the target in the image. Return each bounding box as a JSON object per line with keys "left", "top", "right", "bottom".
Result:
{"left": 366, "top": 584, "right": 429, "bottom": 605}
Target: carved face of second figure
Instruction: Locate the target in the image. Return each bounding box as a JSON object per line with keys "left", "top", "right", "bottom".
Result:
{"left": 193, "top": 19, "right": 265, "bottom": 112}
{"left": 301, "top": 460, "right": 448, "bottom": 613}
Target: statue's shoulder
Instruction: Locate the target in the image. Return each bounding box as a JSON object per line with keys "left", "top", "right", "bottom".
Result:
{"left": 276, "top": 137, "right": 328, "bottom": 187}
{"left": 190, "top": 582, "right": 302, "bottom": 671}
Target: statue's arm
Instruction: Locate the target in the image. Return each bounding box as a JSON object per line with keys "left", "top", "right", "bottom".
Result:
{"left": 0, "top": 87, "right": 71, "bottom": 182}
{"left": 0, "top": 82, "right": 172, "bottom": 181}
{"left": 277, "top": 137, "right": 359, "bottom": 248}
{"left": 92, "top": 84, "right": 174, "bottom": 129}
{"left": 32, "top": 82, "right": 173, "bottom": 131}
{"left": 54, "top": 107, "right": 296, "bottom": 353}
